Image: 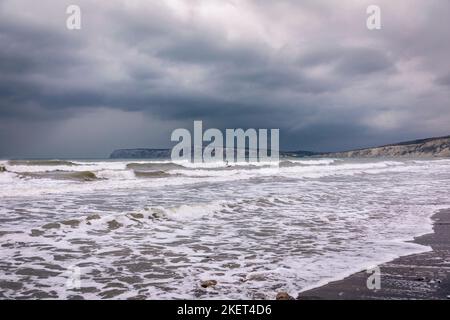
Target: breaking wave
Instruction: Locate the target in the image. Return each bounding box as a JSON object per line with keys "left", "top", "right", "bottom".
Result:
{"left": 23, "top": 201, "right": 230, "bottom": 238}
{"left": 126, "top": 162, "right": 184, "bottom": 171}
{"left": 8, "top": 160, "right": 79, "bottom": 166}
{"left": 133, "top": 170, "right": 177, "bottom": 178}
{"left": 17, "top": 170, "right": 99, "bottom": 182}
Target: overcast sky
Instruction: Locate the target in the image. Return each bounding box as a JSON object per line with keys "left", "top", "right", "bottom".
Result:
{"left": 0, "top": 0, "right": 449, "bottom": 158}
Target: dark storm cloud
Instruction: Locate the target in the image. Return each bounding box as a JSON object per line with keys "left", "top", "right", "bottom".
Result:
{"left": 155, "top": 35, "right": 267, "bottom": 66}
{"left": 0, "top": 0, "right": 449, "bottom": 157}
{"left": 334, "top": 47, "right": 394, "bottom": 76}
{"left": 436, "top": 73, "right": 450, "bottom": 87}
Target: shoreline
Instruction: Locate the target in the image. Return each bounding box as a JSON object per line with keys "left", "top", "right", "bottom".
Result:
{"left": 297, "top": 208, "right": 450, "bottom": 300}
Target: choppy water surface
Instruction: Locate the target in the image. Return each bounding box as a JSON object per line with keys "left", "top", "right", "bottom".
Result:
{"left": 1, "top": 158, "right": 450, "bottom": 299}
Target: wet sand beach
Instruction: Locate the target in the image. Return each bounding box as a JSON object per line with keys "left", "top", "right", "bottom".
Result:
{"left": 298, "top": 209, "right": 450, "bottom": 300}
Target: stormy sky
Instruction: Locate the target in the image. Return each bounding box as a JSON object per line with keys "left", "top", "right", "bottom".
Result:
{"left": 0, "top": 0, "right": 449, "bottom": 158}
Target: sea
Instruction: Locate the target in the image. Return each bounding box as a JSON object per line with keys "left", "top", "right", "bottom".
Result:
{"left": 1, "top": 157, "right": 450, "bottom": 299}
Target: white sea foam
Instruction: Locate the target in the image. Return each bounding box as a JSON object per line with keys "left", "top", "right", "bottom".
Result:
{"left": 1, "top": 158, "right": 450, "bottom": 299}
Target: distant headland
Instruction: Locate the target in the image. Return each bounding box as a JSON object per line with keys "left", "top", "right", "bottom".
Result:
{"left": 109, "top": 135, "right": 450, "bottom": 159}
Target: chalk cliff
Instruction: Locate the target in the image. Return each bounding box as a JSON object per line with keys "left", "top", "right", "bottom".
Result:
{"left": 324, "top": 136, "right": 450, "bottom": 158}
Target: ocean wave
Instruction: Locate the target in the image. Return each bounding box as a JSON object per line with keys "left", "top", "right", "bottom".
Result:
{"left": 133, "top": 170, "right": 177, "bottom": 178}
{"left": 8, "top": 160, "right": 79, "bottom": 166}
{"left": 95, "top": 169, "right": 135, "bottom": 180}
{"left": 281, "top": 159, "right": 339, "bottom": 166}
{"left": 278, "top": 159, "right": 337, "bottom": 167}
{"left": 126, "top": 162, "right": 184, "bottom": 171}
{"left": 18, "top": 170, "right": 99, "bottom": 182}
{"left": 24, "top": 201, "right": 230, "bottom": 238}
{"left": 172, "top": 160, "right": 278, "bottom": 169}
{"left": 0, "top": 158, "right": 425, "bottom": 198}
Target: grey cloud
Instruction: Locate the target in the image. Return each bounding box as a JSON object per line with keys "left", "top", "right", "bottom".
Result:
{"left": 0, "top": 0, "right": 449, "bottom": 158}
{"left": 436, "top": 73, "right": 450, "bottom": 87}
{"left": 298, "top": 45, "right": 394, "bottom": 75}
{"left": 334, "top": 47, "right": 394, "bottom": 75}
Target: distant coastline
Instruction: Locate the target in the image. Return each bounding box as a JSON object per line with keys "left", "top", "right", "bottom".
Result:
{"left": 322, "top": 135, "right": 450, "bottom": 158}
{"left": 109, "top": 135, "right": 450, "bottom": 159}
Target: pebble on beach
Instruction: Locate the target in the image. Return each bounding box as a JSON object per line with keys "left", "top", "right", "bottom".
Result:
{"left": 200, "top": 280, "right": 217, "bottom": 288}
{"left": 415, "top": 276, "right": 426, "bottom": 282}
{"left": 107, "top": 219, "right": 122, "bottom": 230}
{"left": 276, "top": 292, "right": 295, "bottom": 300}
